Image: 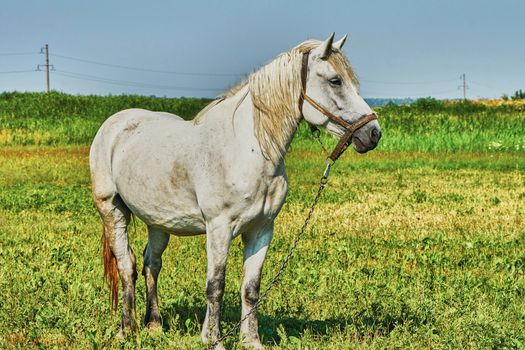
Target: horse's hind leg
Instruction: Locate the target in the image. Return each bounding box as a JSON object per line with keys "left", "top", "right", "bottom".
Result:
{"left": 95, "top": 193, "right": 137, "bottom": 335}
{"left": 142, "top": 226, "right": 170, "bottom": 330}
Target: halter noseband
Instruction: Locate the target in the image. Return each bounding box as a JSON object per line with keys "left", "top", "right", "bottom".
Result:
{"left": 299, "top": 51, "right": 377, "bottom": 162}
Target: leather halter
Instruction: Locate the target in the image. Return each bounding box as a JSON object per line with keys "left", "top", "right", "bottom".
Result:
{"left": 298, "top": 51, "right": 377, "bottom": 162}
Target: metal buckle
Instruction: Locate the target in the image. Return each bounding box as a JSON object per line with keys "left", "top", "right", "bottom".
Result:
{"left": 321, "top": 158, "right": 334, "bottom": 184}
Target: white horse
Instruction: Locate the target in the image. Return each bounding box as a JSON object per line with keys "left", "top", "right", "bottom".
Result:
{"left": 89, "top": 33, "right": 381, "bottom": 349}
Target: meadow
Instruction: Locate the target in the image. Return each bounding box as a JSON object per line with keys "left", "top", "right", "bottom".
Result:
{"left": 0, "top": 93, "right": 524, "bottom": 349}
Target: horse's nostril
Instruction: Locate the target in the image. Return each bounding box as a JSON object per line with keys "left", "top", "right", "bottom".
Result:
{"left": 371, "top": 128, "right": 381, "bottom": 143}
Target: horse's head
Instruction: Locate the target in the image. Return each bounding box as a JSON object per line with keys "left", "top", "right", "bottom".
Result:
{"left": 301, "top": 33, "right": 381, "bottom": 153}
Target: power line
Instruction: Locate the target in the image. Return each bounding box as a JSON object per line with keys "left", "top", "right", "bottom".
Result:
{"left": 52, "top": 52, "right": 461, "bottom": 84}
{"left": 54, "top": 69, "right": 224, "bottom": 92}
{"left": 51, "top": 53, "right": 245, "bottom": 77}
{"left": 0, "top": 46, "right": 498, "bottom": 98}
{"left": 0, "top": 52, "right": 40, "bottom": 56}
{"left": 361, "top": 77, "right": 458, "bottom": 85}
{"left": 0, "top": 69, "right": 37, "bottom": 74}
{"left": 469, "top": 80, "right": 494, "bottom": 89}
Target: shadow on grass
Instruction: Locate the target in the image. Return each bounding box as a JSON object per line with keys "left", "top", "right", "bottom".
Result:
{"left": 159, "top": 296, "right": 423, "bottom": 346}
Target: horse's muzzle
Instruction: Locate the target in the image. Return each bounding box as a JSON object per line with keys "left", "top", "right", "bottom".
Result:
{"left": 352, "top": 122, "right": 381, "bottom": 153}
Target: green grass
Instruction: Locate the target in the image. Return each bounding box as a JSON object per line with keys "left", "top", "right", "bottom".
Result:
{"left": 1, "top": 147, "right": 524, "bottom": 349}
{"left": 0, "top": 94, "right": 524, "bottom": 349}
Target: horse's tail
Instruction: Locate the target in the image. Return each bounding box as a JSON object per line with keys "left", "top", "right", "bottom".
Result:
{"left": 102, "top": 224, "right": 119, "bottom": 311}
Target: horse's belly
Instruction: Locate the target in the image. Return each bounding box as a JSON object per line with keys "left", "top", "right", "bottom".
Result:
{"left": 125, "top": 196, "right": 206, "bottom": 234}
{"left": 116, "top": 178, "right": 206, "bottom": 235}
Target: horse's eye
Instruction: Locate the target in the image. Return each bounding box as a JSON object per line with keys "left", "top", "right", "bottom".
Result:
{"left": 329, "top": 77, "right": 342, "bottom": 86}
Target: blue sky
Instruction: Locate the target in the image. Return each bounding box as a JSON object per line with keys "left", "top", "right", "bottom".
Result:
{"left": 1, "top": 0, "right": 523, "bottom": 99}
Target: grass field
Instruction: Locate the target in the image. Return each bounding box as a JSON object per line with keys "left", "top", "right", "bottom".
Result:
{"left": 0, "top": 93, "right": 524, "bottom": 349}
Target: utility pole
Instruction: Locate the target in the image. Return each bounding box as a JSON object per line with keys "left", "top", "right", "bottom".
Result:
{"left": 461, "top": 73, "right": 467, "bottom": 100}
{"left": 44, "top": 44, "right": 50, "bottom": 92}
{"left": 38, "top": 44, "right": 53, "bottom": 92}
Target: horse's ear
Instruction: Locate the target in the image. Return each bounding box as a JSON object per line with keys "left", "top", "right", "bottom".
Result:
{"left": 319, "top": 32, "right": 335, "bottom": 59}
{"left": 334, "top": 34, "right": 348, "bottom": 50}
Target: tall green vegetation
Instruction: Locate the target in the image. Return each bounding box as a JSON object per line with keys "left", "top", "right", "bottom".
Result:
{"left": 0, "top": 92, "right": 210, "bottom": 145}
{"left": 297, "top": 97, "right": 525, "bottom": 153}
{"left": 376, "top": 98, "right": 525, "bottom": 152}
{"left": 1, "top": 93, "right": 524, "bottom": 153}
{"left": 0, "top": 91, "right": 211, "bottom": 120}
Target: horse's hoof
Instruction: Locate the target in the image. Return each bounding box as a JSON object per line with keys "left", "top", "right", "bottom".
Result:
{"left": 147, "top": 321, "right": 162, "bottom": 332}
{"left": 202, "top": 339, "right": 226, "bottom": 350}
{"left": 116, "top": 326, "right": 137, "bottom": 340}
{"left": 242, "top": 340, "right": 264, "bottom": 349}
{"left": 115, "top": 329, "right": 125, "bottom": 339}
{"left": 214, "top": 343, "right": 226, "bottom": 350}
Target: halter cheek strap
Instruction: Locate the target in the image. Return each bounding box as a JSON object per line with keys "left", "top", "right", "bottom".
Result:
{"left": 298, "top": 51, "right": 377, "bottom": 162}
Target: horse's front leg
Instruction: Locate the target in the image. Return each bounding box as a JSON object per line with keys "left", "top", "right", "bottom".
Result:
{"left": 201, "top": 220, "right": 232, "bottom": 349}
{"left": 240, "top": 223, "right": 273, "bottom": 349}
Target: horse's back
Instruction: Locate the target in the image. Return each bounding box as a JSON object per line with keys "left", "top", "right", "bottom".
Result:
{"left": 94, "top": 108, "right": 184, "bottom": 141}
{"left": 91, "top": 108, "right": 186, "bottom": 155}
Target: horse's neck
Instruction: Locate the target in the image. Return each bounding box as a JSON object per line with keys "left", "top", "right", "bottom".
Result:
{"left": 206, "top": 86, "right": 299, "bottom": 172}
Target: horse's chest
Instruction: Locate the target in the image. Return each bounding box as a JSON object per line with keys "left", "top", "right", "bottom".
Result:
{"left": 227, "top": 174, "right": 288, "bottom": 234}
{"left": 262, "top": 174, "right": 288, "bottom": 217}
